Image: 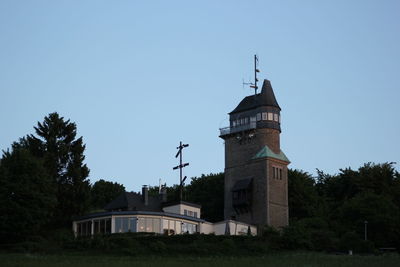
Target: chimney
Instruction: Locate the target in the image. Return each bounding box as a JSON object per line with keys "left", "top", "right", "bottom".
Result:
{"left": 160, "top": 186, "right": 167, "bottom": 203}
{"left": 142, "top": 185, "right": 149, "bottom": 206}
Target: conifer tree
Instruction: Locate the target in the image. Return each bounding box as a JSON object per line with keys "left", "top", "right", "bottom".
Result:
{"left": 26, "top": 112, "right": 90, "bottom": 226}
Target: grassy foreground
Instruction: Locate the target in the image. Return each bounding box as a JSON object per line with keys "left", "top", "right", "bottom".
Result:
{"left": 0, "top": 252, "right": 399, "bottom": 267}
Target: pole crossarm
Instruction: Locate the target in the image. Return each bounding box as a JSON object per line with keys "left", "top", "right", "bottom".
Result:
{"left": 173, "top": 141, "right": 189, "bottom": 201}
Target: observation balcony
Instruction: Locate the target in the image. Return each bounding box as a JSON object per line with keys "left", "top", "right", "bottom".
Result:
{"left": 219, "top": 121, "right": 256, "bottom": 137}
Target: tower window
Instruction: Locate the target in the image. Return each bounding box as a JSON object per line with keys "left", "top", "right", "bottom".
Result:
{"left": 262, "top": 112, "right": 267, "bottom": 120}
{"left": 256, "top": 113, "right": 261, "bottom": 121}
{"left": 268, "top": 113, "right": 273, "bottom": 121}
{"left": 273, "top": 166, "right": 283, "bottom": 180}
{"left": 274, "top": 113, "right": 279, "bottom": 122}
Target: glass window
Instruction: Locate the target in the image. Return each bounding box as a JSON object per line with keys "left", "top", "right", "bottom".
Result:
{"left": 122, "top": 218, "right": 129, "bottom": 232}
{"left": 182, "top": 223, "right": 197, "bottom": 234}
{"left": 138, "top": 218, "right": 145, "bottom": 232}
{"left": 94, "top": 221, "right": 99, "bottom": 234}
{"left": 184, "top": 210, "right": 188, "bottom": 216}
{"left": 100, "top": 219, "right": 105, "bottom": 233}
{"left": 153, "top": 218, "right": 160, "bottom": 233}
{"left": 194, "top": 212, "right": 198, "bottom": 218}
{"left": 182, "top": 222, "right": 188, "bottom": 233}
{"left": 129, "top": 218, "right": 137, "bottom": 232}
{"left": 106, "top": 219, "right": 111, "bottom": 234}
{"left": 145, "top": 218, "right": 153, "bottom": 232}
{"left": 232, "top": 121, "right": 236, "bottom": 127}
{"left": 262, "top": 112, "right": 267, "bottom": 120}
{"left": 250, "top": 116, "right": 256, "bottom": 122}
{"left": 279, "top": 169, "right": 283, "bottom": 180}
{"left": 274, "top": 113, "right": 279, "bottom": 122}
{"left": 268, "top": 113, "right": 273, "bottom": 121}
{"left": 256, "top": 113, "right": 261, "bottom": 121}
{"left": 115, "top": 218, "right": 121, "bottom": 233}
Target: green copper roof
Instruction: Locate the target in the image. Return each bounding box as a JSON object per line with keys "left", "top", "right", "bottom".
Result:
{"left": 253, "top": 145, "right": 290, "bottom": 163}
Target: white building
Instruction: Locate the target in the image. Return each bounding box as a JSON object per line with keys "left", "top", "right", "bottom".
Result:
{"left": 73, "top": 186, "right": 256, "bottom": 237}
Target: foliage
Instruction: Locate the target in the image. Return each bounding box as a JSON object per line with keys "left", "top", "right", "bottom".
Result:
{"left": 0, "top": 146, "right": 56, "bottom": 243}
{"left": 288, "top": 169, "right": 321, "bottom": 219}
{"left": 24, "top": 112, "right": 91, "bottom": 226}
{"left": 186, "top": 173, "right": 224, "bottom": 222}
{"left": 90, "top": 179, "right": 125, "bottom": 210}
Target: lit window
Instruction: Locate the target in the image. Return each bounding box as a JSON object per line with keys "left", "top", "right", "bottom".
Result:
{"left": 268, "top": 113, "right": 273, "bottom": 121}
{"left": 262, "top": 112, "right": 267, "bottom": 120}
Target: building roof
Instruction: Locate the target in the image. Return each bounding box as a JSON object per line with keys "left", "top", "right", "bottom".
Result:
{"left": 74, "top": 210, "right": 206, "bottom": 223}
{"left": 163, "top": 200, "right": 201, "bottom": 209}
{"left": 253, "top": 145, "right": 290, "bottom": 163}
{"left": 104, "top": 192, "right": 163, "bottom": 212}
{"left": 230, "top": 79, "right": 281, "bottom": 114}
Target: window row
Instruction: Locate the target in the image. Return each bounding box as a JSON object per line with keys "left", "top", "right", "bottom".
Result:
{"left": 272, "top": 167, "right": 283, "bottom": 180}
{"left": 232, "top": 112, "right": 280, "bottom": 127}
{"left": 115, "top": 217, "right": 136, "bottom": 233}
{"left": 184, "top": 209, "right": 198, "bottom": 218}
{"left": 181, "top": 222, "right": 198, "bottom": 234}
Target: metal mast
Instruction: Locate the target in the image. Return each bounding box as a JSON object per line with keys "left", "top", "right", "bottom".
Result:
{"left": 243, "top": 54, "right": 261, "bottom": 96}
{"left": 173, "top": 141, "right": 189, "bottom": 201}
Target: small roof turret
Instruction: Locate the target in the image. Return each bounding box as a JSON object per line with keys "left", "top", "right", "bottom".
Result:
{"left": 230, "top": 79, "right": 281, "bottom": 114}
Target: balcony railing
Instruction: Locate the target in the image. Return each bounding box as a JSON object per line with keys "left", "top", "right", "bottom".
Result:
{"left": 219, "top": 121, "right": 256, "bottom": 136}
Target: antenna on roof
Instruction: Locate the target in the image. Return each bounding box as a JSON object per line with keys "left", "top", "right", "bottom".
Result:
{"left": 173, "top": 141, "right": 189, "bottom": 201}
{"left": 242, "top": 54, "right": 260, "bottom": 96}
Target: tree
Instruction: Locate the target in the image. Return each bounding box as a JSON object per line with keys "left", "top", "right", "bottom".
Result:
{"left": 288, "top": 169, "right": 320, "bottom": 220}
{"left": 339, "top": 192, "right": 400, "bottom": 247}
{"left": 185, "top": 173, "right": 224, "bottom": 222}
{"left": 25, "top": 112, "right": 90, "bottom": 226}
{"left": 0, "top": 145, "right": 56, "bottom": 243}
{"left": 91, "top": 179, "right": 125, "bottom": 210}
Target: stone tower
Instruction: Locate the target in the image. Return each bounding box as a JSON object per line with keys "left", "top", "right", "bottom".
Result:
{"left": 219, "top": 79, "right": 290, "bottom": 229}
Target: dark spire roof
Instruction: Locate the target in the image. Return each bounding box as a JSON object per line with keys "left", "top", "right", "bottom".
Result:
{"left": 230, "top": 79, "right": 280, "bottom": 114}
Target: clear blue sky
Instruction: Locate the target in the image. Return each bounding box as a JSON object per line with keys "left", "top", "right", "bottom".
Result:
{"left": 1, "top": 1, "right": 399, "bottom": 192}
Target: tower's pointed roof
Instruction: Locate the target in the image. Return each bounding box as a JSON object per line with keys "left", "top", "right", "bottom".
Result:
{"left": 230, "top": 79, "right": 281, "bottom": 114}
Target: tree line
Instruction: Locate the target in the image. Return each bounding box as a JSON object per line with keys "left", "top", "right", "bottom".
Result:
{"left": 1, "top": 112, "right": 399, "bottom": 251}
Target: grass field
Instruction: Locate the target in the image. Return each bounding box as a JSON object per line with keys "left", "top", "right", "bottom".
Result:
{"left": 0, "top": 252, "right": 399, "bottom": 267}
